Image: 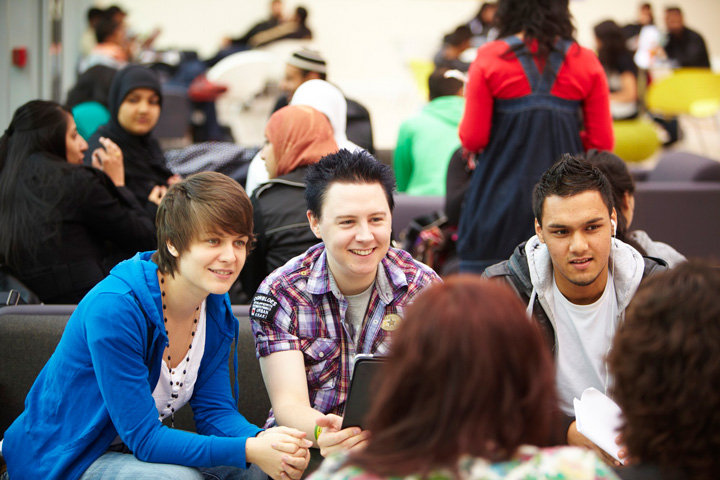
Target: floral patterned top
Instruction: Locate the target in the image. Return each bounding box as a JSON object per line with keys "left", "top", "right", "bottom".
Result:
{"left": 308, "top": 445, "right": 620, "bottom": 480}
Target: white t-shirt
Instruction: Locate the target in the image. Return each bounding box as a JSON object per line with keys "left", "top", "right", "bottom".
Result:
{"left": 153, "top": 300, "right": 208, "bottom": 422}
{"left": 553, "top": 276, "right": 618, "bottom": 415}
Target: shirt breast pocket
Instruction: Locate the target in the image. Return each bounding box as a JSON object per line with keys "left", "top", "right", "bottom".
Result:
{"left": 302, "top": 337, "right": 340, "bottom": 390}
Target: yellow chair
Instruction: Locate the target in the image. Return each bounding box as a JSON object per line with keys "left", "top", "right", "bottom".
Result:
{"left": 408, "top": 59, "right": 435, "bottom": 100}
{"left": 612, "top": 118, "right": 661, "bottom": 163}
{"left": 646, "top": 68, "right": 720, "bottom": 117}
{"left": 645, "top": 69, "right": 720, "bottom": 153}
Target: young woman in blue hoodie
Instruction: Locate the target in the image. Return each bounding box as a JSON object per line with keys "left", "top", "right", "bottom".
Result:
{"left": 2, "top": 172, "right": 312, "bottom": 480}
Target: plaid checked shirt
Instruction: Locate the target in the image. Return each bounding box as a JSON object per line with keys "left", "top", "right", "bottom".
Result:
{"left": 250, "top": 243, "right": 439, "bottom": 425}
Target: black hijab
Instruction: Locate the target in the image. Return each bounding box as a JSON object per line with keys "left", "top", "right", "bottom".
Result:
{"left": 83, "top": 65, "right": 173, "bottom": 207}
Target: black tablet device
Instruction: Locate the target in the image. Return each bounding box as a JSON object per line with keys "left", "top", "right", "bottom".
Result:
{"left": 341, "top": 354, "right": 387, "bottom": 430}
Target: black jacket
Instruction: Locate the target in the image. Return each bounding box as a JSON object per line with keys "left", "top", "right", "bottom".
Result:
{"left": 12, "top": 164, "right": 156, "bottom": 304}
{"left": 240, "top": 167, "right": 320, "bottom": 296}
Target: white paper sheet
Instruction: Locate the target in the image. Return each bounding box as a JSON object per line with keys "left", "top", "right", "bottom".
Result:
{"left": 573, "top": 387, "right": 625, "bottom": 464}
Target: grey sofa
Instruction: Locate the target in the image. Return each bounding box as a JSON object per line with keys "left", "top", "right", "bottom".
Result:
{"left": 0, "top": 304, "right": 271, "bottom": 438}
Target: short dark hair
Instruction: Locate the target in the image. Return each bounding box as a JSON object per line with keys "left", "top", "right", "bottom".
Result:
{"left": 496, "top": 0, "right": 576, "bottom": 61}
{"left": 295, "top": 6, "right": 308, "bottom": 24}
{"left": 584, "top": 150, "right": 634, "bottom": 240}
{"left": 609, "top": 262, "right": 720, "bottom": 480}
{"left": 348, "top": 276, "right": 556, "bottom": 476}
{"left": 428, "top": 67, "right": 463, "bottom": 100}
{"left": 95, "top": 17, "right": 121, "bottom": 43}
{"left": 447, "top": 25, "right": 472, "bottom": 47}
{"left": 532, "top": 154, "right": 613, "bottom": 227}
{"left": 87, "top": 7, "right": 104, "bottom": 23}
{"left": 305, "top": 149, "right": 396, "bottom": 219}
{"left": 152, "top": 172, "right": 253, "bottom": 275}
{"left": 665, "top": 6, "right": 682, "bottom": 15}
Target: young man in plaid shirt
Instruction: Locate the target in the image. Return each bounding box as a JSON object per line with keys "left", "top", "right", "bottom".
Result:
{"left": 250, "top": 149, "right": 439, "bottom": 459}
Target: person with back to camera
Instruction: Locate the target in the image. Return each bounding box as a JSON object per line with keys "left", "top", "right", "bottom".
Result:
{"left": 1, "top": 172, "right": 312, "bottom": 480}
{"left": 0, "top": 100, "right": 156, "bottom": 304}
{"left": 84, "top": 64, "right": 181, "bottom": 215}
{"left": 608, "top": 261, "right": 720, "bottom": 480}
{"left": 393, "top": 67, "right": 464, "bottom": 197}
{"left": 240, "top": 105, "right": 338, "bottom": 297}
{"left": 456, "top": 0, "right": 614, "bottom": 274}
{"left": 483, "top": 155, "right": 667, "bottom": 465}
{"left": 250, "top": 150, "right": 440, "bottom": 469}
{"left": 308, "top": 276, "right": 621, "bottom": 479}
{"left": 585, "top": 149, "right": 686, "bottom": 267}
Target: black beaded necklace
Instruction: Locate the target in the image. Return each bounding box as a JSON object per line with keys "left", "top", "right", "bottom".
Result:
{"left": 159, "top": 275, "right": 199, "bottom": 427}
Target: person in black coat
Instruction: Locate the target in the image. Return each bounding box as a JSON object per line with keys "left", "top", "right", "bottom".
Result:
{"left": 84, "top": 65, "right": 180, "bottom": 216}
{"left": 0, "top": 100, "right": 156, "bottom": 303}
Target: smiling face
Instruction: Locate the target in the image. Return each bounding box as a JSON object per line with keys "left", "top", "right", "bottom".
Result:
{"left": 65, "top": 114, "right": 88, "bottom": 164}
{"left": 169, "top": 231, "right": 249, "bottom": 299}
{"left": 117, "top": 87, "right": 161, "bottom": 135}
{"left": 308, "top": 182, "right": 392, "bottom": 296}
{"left": 535, "top": 190, "right": 616, "bottom": 305}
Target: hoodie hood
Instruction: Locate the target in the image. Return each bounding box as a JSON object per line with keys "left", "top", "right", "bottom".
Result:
{"left": 523, "top": 235, "right": 647, "bottom": 315}
{"left": 424, "top": 95, "right": 465, "bottom": 128}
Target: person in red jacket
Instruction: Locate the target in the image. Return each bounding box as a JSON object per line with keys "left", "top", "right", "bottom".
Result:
{"left": 456, "top": 0, "right": 613, "bottom": 274}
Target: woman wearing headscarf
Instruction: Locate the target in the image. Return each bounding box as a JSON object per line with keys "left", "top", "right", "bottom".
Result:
{"left": 244, "top": 79, "right": 361, "bottom": 197}
{"left": 240, "top": 105, "right": 338, "bottom": 297}
{"left": 84, "top": 65, "right": 180, "bottom": 215}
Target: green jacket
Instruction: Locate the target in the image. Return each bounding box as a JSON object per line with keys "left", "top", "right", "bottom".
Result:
{"left": 393, "top": 95, "right": 464, "bottom": 196}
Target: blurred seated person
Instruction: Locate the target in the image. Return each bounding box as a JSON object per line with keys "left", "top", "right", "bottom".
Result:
{"left": 621, "top": 3, "right": 654, "bottom": 52}
{"left": 0, "top": 100, "right": 156, "bottom": 304}
{"left": 595, "top": 20, "right": 638, "bottom": 120}
{"left": 609, "top": 262, "right": 720, "bottom": 479}
{"left": 247, "top": 51, "right": 374, "bottom": 196}
{"left": 240, "top": 105, "right": 338, "bottom": 297}
{"left": 309, "top": 276, "right": 621, "bottom": 479}
{"left": 272, "top": 49, "right": 374, "bottom": 153}
{"left": 433, "top": 26, "right": 472, "bottom": 72}
{"left": 394, "top": 67, "right": 464, "bottom": 196}
{"left": 84, "top": 65, "right": 181, "bottom": 215}
{"left": 662, "top": 6, "right": 710, "bottom": 68}
{"left": 245, "top": 79, "right": 362, "bottom": 196}
{"left": 79, "top": 14, "right": 128, "bottom": 74}
{"left": 249, "top": 6, "right": 312, "bottom": 48}
{"left": 65, "top": 65, "right": 117, "bottom": 140}
{"left": 585, "top": 149, "right": 686, "bottom": 267}
{"left": 80, "top": 7, "right": 104, "bottom": 57}
{"left": 208, "top": 0, "right": 284, "bottom": 66}
{"left": 466, "top": 1, "right": 498, "bottom": 47}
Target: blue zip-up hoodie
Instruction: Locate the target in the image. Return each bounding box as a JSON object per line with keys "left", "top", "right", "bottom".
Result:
{"left": 3, "top": 251, "right": 261, "bottom": 479}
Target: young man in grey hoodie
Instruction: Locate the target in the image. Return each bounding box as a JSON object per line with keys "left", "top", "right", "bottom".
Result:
{"left": 484, "top": 154, "right": 666, "bottom": 463}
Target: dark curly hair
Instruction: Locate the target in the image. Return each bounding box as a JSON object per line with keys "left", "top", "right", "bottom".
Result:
{"left": 608, "top": 262, "right": 720, "bottom": 479}
{"left": 495, "top": 0, "right": 576, "bottom": 61}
